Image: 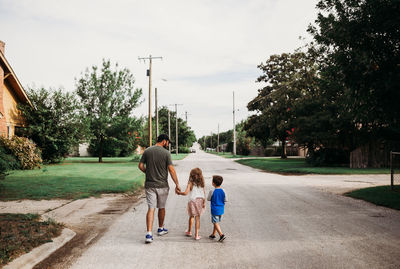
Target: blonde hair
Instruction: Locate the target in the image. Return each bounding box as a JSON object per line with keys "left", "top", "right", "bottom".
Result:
{"left": 189, "top": 168, "right": 204, "bottom": 188}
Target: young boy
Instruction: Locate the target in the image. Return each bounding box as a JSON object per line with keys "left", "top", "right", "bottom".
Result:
{"left": 207, "top": 175, "right": 227, "bottom": 242}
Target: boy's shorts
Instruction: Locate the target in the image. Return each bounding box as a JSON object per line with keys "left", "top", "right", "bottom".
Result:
{"left": 145, "top": 187, "right": 169, "bottom": 209}
{"left": 211, "top": 214, "right": 222, "bottom": 223}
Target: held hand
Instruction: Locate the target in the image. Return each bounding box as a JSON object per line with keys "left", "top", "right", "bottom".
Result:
{"left": 175, "top": 186, "right": 181, "bottom": 194}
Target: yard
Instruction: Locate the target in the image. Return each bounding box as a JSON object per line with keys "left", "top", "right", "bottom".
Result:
{"left": 208, "top": 151, "right": 257, "bottom": 159}
{"left": 0, "top": 154, "right": 188, "bottom": 201}
{"left": 346, "top": 186, "right": 400, "bottom": 210}
{"left": 236, "top": 157, "right": 390, "bottom": 174}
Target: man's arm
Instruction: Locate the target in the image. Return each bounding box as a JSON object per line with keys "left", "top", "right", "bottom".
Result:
{"left": 138, "top": 162, "right": 146, "bottom": 173}
{"left": 168, "top": 165, "right": 180, "bottom": 193}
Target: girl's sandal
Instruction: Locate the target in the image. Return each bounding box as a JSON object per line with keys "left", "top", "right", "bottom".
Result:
{"left": 185, "top": 230, "right": 192, "bottom": 237}
{"left": 195, "top": 236, "right": 201, "bottom": 240}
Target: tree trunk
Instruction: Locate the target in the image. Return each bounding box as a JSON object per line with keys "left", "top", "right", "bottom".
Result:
{"left": 99, "top": 135, "right": 104, "bottom": 163}
{"left": 281, "top": 138, "right": 287, "bottom": 159}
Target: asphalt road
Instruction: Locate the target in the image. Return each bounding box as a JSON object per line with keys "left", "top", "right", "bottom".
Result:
{"left": 70, "top": 148, "right": 400, "bottom": 269}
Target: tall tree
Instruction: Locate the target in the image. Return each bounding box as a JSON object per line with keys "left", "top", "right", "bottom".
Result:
{"left": 76, "top": 60, "right": 142, "bottom": 162}
{"left": 19, "top": 87, "right": 82, "bottom": 163}
{"left": 308, "top": 0, "right": 400, "bottom": 166}
{"left": 248, "top": 52, "right": 311, "bottom": 158}
{"left": 156, "top": 106, "right": 196, "bottom": 148}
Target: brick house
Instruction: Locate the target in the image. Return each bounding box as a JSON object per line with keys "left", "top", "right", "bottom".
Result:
{"left": 0, "top": 40, "right": 32, "bottom": 138}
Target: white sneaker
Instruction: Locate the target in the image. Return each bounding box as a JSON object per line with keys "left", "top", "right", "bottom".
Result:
{"left": 157, "top": 227, "right": 168, "bottom": 236}
{"left": 145, "top": 234, "right": 153, "bottom": 243}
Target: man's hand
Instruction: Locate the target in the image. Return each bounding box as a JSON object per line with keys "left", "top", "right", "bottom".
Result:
{"left": 138, "top": 162, "right": 146, "bottom": 173}
{"left": 169, "top": 165, "right": 180, "bottom": 195}
{"left": 175, "top": 185, "right": 181, "bottom": 194}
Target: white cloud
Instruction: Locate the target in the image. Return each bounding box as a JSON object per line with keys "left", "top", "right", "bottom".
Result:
{"left": 0, "top": 0, "right": 319, "bottom": 138}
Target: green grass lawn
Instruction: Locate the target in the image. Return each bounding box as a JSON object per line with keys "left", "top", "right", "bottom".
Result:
{"left": 0, "top": 153, "right": 188, "bottom": 201}
{"left": 207, "top": 151, "right": 257, "bottom": 159}
{"left": 236, "top": 158, "right": 390, "bottom": 174}
{"left": 170, "top": 153, "right": 189, "bottom": 160}
{"left": 346, "top": 186, "right": 400, "bottom": 210}
{"left": 66, "top": 153, "right": 188, "bottom": 163}
{"left": 0, "top": 158, "right": 144, "bottom": 201}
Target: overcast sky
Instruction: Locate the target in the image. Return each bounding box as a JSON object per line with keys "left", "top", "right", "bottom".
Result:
{"left": 0, "top": 0, "right": 319, "bottom": 138}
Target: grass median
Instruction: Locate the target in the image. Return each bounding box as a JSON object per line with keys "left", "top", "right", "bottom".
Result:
{"left": 236, "top": 158, "right": 390, "bottom": 174}
{"left": 346, "top": 186, "right": 400, "bottom": 210}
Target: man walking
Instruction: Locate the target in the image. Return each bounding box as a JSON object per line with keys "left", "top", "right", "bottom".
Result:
{"left": 138, "top": 134, "right": 181, "bottom": 243}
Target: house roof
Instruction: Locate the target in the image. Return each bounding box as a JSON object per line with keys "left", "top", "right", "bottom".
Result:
{"left": 0, "top": 50, "right": 33, "bottom": 107}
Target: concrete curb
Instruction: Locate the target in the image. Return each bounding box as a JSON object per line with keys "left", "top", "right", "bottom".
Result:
{"left": 4, "top": 228, "right": 76, "bottom": 269}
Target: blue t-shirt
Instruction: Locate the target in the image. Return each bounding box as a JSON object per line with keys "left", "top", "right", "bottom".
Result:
{"left": 210, "top": 188, "right": 226, "bottom": 216}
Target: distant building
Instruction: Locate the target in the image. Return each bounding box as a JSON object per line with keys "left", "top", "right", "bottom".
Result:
{"left": 0, "top": 40, "right": 33, "bottom": 137}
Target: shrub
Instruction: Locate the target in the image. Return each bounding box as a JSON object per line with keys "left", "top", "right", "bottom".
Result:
{"left": 178, "top": 147, "right": 190, "bottom": 153}
{"left": 306, "top": 148, "right": 349, "bottom": 167}
{"left": 0, "top": 146, "right": 20, "bottom": 180}
{"left": 0, "top": 136, "right": 42, "bottom": 170}
{"left": 89, "top": 137, "right": 136, "bottom": 157}
{"left": 130, "top": 154, "right": 141, "bottom": 162}
{"left": 18, "top": 87, "right": 83, "bottom": 164}
{"left": 264, "top": 147, "right": 276, "bottom": 156}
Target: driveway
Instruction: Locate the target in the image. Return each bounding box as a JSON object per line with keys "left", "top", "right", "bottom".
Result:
{"left": 69, "top": 149, "right": 400, "bottom": 269}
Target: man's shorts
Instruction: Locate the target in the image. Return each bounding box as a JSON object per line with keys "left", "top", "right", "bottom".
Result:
{"left": 211, "top": 214, "right": 222, "bottom": 223}
{"left": 145, "top": 187, "right": 169, "bottom": 209}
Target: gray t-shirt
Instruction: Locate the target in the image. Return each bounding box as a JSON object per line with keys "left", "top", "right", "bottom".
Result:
{"left": 140, "top": 145, "right": 173, "bottom": 188}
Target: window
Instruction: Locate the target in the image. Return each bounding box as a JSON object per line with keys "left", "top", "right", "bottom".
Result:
{"left": 7, "top": 125, "right": 12, "bottom": 138}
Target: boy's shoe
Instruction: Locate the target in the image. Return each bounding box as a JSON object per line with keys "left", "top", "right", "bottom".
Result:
{"left": 145, "top": 234, "right": 153, "bottom": 243}
{"left": 195, "top": 235, "right": 201, "bottom": 240}
{"left": 157, "top": 227, "right": 168, "bottom": 236}
{"left": 209, "top": 235, "right": 216, "bottom": 239}
{"left": 218, "top": 234, "right": 226, "bottom": 242}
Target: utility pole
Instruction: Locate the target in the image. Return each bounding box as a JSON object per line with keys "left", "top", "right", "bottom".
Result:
{"left": 184, "top": 111, "right": 192, "bottom": 123}
{"left": 138, "top": 55, "right": 162, "bottom": 146}
{"left": 210, "top": 132, "right": 213, "bottom": 149}
{"left": 217, "top": 123, "right": 220, "bottom": 153}
{"left": 168, "top": 109, "right": 171, "bottom": 152}
{"left": 170, "top": 103, "right": 183, "bottom": 155}
{"left": 233, "top": 91, "right": 237, "bottom": 156}
{"left": 155, "top": 88, "right": 159, "bottom": 138}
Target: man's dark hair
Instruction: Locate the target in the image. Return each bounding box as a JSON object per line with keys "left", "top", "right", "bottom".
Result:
{"left": 212, "top": 175, "right": 223, "bottom": 186}
{"left": 157, "top": 134, "right": 170, "bottom": 143}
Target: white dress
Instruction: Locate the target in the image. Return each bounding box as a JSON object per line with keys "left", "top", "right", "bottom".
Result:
{"left": 187, "top": 185, "right": 205, "bottom": 216}
{"left": 189, "top": 185, "right": 205, "bottom": 201}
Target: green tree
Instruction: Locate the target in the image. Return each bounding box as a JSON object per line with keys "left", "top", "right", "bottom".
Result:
{"left": 307, "top": 0, "right": 400, "bottom": 166}
{"left": 18, "top": 87, "right": 82, "bottom": 163}
{"left": 244, "top": 114, "right": 270, "bottom": 148}
{"left": 76, "top": 59, "right": 142, "bottom": 162}
{"left": 248, "top": 52, "right": 311, "bottom": 158}
{"left": 156, "top": 107, "right": 196, "bottom": 149}
{"left": 198, "top": 121, "right": 252, "bottom": 155}
{"left": 88, "top": 116, "right": 144, "bottom": 157}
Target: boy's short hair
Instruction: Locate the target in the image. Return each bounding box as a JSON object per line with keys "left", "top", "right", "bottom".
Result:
{"left": 212, "top": 175, "right": 223, "bottom": 186}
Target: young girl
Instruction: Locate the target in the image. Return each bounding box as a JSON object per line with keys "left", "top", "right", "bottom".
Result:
{"left": 179, "top": 168, "right": 206, "bottom": 240}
